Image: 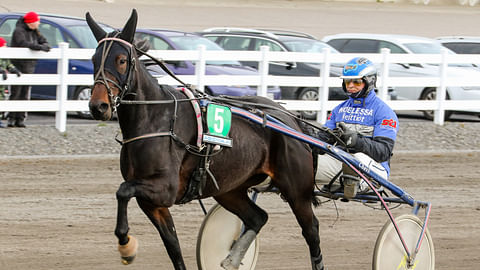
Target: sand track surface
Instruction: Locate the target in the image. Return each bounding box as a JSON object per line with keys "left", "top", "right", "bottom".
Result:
{"left": 1, "top": 152, "right": 479, "bottom": 269}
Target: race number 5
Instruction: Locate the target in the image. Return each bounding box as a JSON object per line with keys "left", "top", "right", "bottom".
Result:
{"left": 207, "top": 104, "right": 232, "bottom": 137}
{"left": 214, "top": 108, "right": 225, "bottom": 133}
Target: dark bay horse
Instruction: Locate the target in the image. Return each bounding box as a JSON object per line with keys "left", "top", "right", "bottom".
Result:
{"left": 86, "top": 9, "right": 328, "bottom": 270}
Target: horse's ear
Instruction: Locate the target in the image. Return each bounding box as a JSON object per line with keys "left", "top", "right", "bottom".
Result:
{"left": 86, "top": 12, "right": 107, "bottom": 42}
{"left": 134, "top": 38, "right": 151, "bottom": 57}
{"left": 119, "top": 9, "right": 138, "bottom": 44}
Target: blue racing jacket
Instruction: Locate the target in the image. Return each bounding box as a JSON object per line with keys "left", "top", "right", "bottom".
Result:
{"left": 325, "top": 90, "right": 399, "bottom": 175}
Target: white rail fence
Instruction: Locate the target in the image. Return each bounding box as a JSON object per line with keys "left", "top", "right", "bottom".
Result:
{"left": 1, "top": 42, "right": 480, "bottom": 132}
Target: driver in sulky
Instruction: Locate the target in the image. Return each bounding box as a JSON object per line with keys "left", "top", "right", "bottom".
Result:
{"left": 315, "top": 57, "right": 399, "bottom": 198}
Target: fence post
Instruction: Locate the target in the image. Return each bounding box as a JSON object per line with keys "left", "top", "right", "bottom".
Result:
{"left": 318, "top": 48, "right": 331, "bottom": 124}
{"left": 434, "top": 49, "right": 448, "bottom": 126}
{"left": 258, "top": 46, "right": 270, "bottom": 97}
{"left": 195, "top": 44, "right": 206, "bottom": 92}
{"left": 55, "top": 42, "right": 69, "bottom": 132}
{"left": 379, "top": 48, "right": 390, "bottom": 101}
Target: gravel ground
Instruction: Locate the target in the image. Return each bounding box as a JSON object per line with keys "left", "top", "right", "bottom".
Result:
{"left": 0, "top": 120, "right": 479, "bottom": 157}
{"left": 0, "top": 0, "right": 478, "bottom": 157}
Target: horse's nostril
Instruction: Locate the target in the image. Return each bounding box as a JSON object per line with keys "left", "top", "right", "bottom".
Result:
{"left": 89, "top": 100, "right": 111, "bottom": 121}
{"left": 99, "top": 102, "right": 109, "bottom": 113}
{"left": 89, "top": 101, "right": 110, "bottom": 115}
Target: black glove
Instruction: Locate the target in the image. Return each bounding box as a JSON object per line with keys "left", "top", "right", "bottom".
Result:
{"left": 40, "top": 43, "right": 50, "bottom": 52}
{"left": 40, "top": 44, "right": 51, "bottom": 52}
{"left": 9, "top": 66, "right": 21, "bottom": 77}
{"left": 334, "top": 122, "right": 358, "bottom": 149}
{"left": 0, "top": 68, "right": 7, "bottom": 80}
{"left": 42, "top": 44, "right": 51, "bottom": 52}
{"left": 30, "top": 44, "right": 51, "bottom": 52}
{"left": 30, "top": 44, "right": 43, "bottom": 50}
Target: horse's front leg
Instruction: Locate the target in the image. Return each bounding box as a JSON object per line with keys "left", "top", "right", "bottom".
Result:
{"left": 137, "top": 202, "right": 186, "bottom": 270}
{"left": 114, "top": 181, "right": 139, "bottom": 265}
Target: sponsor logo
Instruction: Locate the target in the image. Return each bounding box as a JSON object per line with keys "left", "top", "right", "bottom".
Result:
{"left": 381, "top": 119, "right": 397, "bottom": 128}
{"left": 338, "top": 107, "right": 374, "bottom": 116}
{"left": 343, "top": 64, "right": 357, "bottom": 74}
{"left": 344, "top": 64, "right": 357, "bottom": 71}
{"left": 359, "top": 162, "right": 370, "bottom": 173}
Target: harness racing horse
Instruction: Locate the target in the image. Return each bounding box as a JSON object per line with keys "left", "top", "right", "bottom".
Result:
{"left": 86, "top": 9, "right": 328, "bottom": 270}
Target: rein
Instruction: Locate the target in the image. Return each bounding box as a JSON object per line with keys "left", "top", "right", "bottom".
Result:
{"left": 95, "top": 36, "right": 336, "bottom": 153}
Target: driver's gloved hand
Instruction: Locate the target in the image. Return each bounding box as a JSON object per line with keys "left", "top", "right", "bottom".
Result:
{"left": 336, "top": 122, "right": 358, "bottom": 149}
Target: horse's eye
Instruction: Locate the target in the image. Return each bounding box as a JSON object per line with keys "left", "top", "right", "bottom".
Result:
{"left": 119, "top": 59, "right": 127, "bottom": 65}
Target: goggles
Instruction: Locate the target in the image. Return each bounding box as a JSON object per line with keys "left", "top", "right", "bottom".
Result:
{"left": 343, "top": 78, "right": 364, "bottom": 86}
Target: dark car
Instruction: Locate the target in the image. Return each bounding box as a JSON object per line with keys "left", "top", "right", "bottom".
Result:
{"left": 0, "top": 13, "right": 114, "bottom": 117}
{"left": 198, "top": 28, "right": 347, "bottom": 118}
{"left": 134, "top": 29, "right": 281, "bottom": 99}
{"left": 437, "top": 36, "right": 480, "bottom": 67}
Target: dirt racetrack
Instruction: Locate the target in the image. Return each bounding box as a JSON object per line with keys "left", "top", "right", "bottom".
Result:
{"left": 0, "top": 151, "right": 479, "bottom": 270}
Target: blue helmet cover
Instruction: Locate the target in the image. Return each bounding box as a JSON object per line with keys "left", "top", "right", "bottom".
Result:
{"left": 341, "top": 57, "right": 377, "bottom": 98}
{"left": 341, "top": 57, "right": 376, "bottom": 78}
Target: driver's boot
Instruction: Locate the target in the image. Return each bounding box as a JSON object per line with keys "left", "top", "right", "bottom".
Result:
{"left": 7, "top": 118, "right": 15, "bottom": 127}
{"left": 15, "top": 119, "right": 26, "bottom": 128}
{"left": 342, "top": 163, "right": 362, "bottom": 199}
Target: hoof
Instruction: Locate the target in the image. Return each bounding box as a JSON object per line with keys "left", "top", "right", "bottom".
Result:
{"left": 220, "top": 256, "right": 238, "bottom": 270}
{"left": 118, "top": 235, "right": 138, "bottom": 265}
{"left": 121, "top": 255, "right": 136, "bottom": 265}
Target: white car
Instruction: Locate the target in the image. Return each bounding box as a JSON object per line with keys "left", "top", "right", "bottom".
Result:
{"left": 322, "top": 33, "right": 480, "bottom": 120}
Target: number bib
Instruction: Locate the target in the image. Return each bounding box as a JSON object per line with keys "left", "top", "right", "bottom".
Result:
{"left": 203, "top": 104, "right": 233, "bottom": 147}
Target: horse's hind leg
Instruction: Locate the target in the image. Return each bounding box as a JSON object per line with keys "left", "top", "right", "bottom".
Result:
{"left": 215, "top": 191, "right": 268, "bottom": 270}
{"left": 114, "top": 181, "right": 139, "bottom": 265}
{"left": 289, "top": 198, "right": 324, "bottom": 269}
{"left": 276, "top": 182, "right": 325, "bottom": 270}
{"left": 137, "top": 202, "right": 186, "bottom": 270}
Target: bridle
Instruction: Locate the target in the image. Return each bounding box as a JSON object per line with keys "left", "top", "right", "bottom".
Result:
{"left": 94, "top": 35, "right": 137, "bottom": 112}
{"left": 93, "top": 36, "right": 209, "bottom": 154}
{"left": 91, "top": 35, "right": 339, "bottom": 154}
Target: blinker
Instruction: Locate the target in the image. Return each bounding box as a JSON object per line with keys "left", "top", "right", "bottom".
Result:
{"left": 93, "top": 41, "right": 132, "bottom": 88}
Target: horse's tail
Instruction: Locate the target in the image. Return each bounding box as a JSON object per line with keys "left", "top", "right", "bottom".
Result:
{"left": 296, "top": 119, "right": 335, "bottom": 208}
{"left": 311, "top": 193, "right": 321, "bottom": 207}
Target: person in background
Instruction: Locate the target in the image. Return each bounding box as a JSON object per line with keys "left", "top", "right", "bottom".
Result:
{"left": 0, "top": 37, "right": 22, "bottom": 128}
{"left": 8, "top": 11, "right": 50, "bottom": 128}
{"left": 315, "top": 57, "right": 399, "bottom": 198}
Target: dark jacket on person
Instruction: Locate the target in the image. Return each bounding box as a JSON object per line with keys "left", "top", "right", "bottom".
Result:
{"left": 10, "top": 18, "right": 50, "bottom": 73}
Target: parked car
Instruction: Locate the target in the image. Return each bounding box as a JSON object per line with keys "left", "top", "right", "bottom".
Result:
{"left": 322, "top": 33, "right": 480, "bottom": 120}
{"left": 437, "top": 36, "right": 480, "bottom": 54}
{"left": 437, "top": 36, "right": 480, "bottom": 66}
{"left": 0, "top": 13, "right": 115, "bottom": 118}
{"left": 198, "top": 28, "right": 348, "bottom": 118}
{"left": 134, "top": 29, "right": 281, "bottom": 100}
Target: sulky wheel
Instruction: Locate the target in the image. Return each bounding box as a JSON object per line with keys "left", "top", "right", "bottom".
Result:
{"left": 373, "top": 214, "right": 435, "bottom": 270}
{"left": 196, "top": 203, "right": 259, "bottom": 270}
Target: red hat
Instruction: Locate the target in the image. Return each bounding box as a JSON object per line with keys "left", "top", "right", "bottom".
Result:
{"left": 0, "top": 37, "right": 6, "bottom": 47}
{"left": 23, "top": 11, "right": 40, "bottom": 23}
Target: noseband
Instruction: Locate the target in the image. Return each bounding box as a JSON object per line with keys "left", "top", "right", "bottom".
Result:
{"left": 94, "top": 35, "right": 137, "bottom": 112}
